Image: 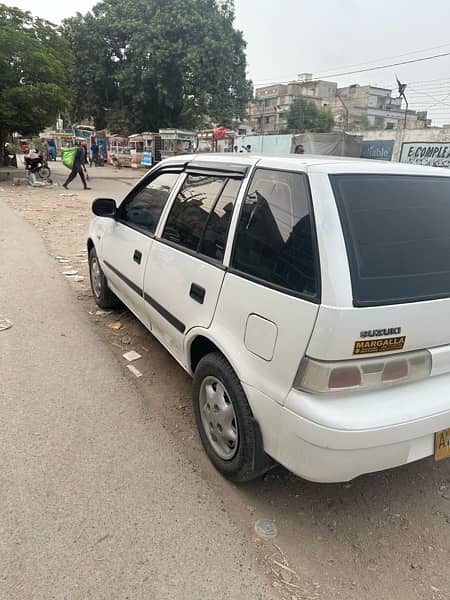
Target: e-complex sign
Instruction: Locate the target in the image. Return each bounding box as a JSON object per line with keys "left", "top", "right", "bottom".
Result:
{"left": 400, "top": 142, "right": 450, "bottom": 168}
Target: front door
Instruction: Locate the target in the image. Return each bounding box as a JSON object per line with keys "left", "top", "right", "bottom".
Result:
{"left": 143, "top": 170, "right": 243, "bottom": 363}
{"left": 100, "top": 170, "right": 182, "bottom": 322}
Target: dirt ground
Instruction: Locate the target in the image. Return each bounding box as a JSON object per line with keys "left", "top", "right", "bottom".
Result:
{"left": 2, "top": 167, "right": 450, "bottom": 600}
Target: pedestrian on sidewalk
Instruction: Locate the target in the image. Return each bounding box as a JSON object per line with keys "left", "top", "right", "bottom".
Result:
{"left": 41, "top": 138, "right": 50, "bottom": 164}
{"left": 63, "top": 144, "right": 91, "bottom": 190}
{"left": 90, "top": 141, "right": 99, "bottom": 167}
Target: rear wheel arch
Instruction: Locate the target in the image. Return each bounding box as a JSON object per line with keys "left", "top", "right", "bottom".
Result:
{"left": 188, "top": 334, "right": 243, "bottom": 380}
{"left": 189, "top": 335, "right": 221, "bottom": 374}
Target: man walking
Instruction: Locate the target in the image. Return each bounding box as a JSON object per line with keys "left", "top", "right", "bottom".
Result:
{"left": 63, "top": 144, "right": 91, "bottom": 190}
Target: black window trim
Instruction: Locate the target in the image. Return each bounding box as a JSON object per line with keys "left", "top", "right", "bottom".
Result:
{"left": 330, "top": 172, "right": 450, "bottom": 307}
{"left": 115, "top": 165, "right": 186, "bottom": 237}
{"left": 157, "top": 173, "right": 240, "bottom": 268}
{"left": 228, "top": 166, "right": 322, "bottom": 304}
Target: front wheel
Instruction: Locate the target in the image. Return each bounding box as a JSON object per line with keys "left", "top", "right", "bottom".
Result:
{"left": 193, "top": 353, "right": 273, "bottom": 482}
{"left": 38, "top": 165, "right": 51, "bottom": 180}
{"left": 89, "top": 247, "right": 121, "bottom": 308}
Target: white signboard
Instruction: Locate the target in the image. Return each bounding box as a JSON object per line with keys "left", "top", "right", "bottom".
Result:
{"left": 400, "top": 142, "right": 450, "bottom": 168}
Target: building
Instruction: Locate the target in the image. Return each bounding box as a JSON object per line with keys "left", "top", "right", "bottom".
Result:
{"left": 248, "top": 74, "right": 430, "bottom": 134}
{"left": 247, "top": 74, "right": 334, "bottom": 134}
{"left": 329, "top": 84, "right": 429, "bottom": 130}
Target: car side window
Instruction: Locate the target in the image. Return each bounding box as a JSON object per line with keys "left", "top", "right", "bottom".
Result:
{"left": 232, "top": 168, "right": 318, "bottom": 297}
{"left": 198, "top": 178, "right": 241, "bottom": 261}
{"left": 163, "top": 174, "right": 238, "bottom": 257}
{"left": 120, "top": 172, "right": 180, "bottom": 235}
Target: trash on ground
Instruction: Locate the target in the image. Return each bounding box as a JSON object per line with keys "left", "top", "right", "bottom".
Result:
{"left": 127, "top": 365, "right": 142, "bottom": 378}
{"left": 73, "top": 275, "right": 84, "bottom": 282}
{"left": 63, "top": 269, "right": 79, "bottom": 277}
{"left": 58, "top": 258, "right": 70, "bottom": 264}
{"left": 121, "top": 335, "right": 132, "bottom": 345}
{"left": 59, "top": 193, "right": 77, "bottom": 198}
{"left": 29, "top": 180, "right": 50, "bottom": 187}
{"left": 109, "top": 321, "right": 123, "bottom": 331}
{"left": 96, "top": 310, "right": 111, "bottom": 316}
{"left": 254, "top": 518, "right": 278, "bottom": 540}
{"left": 0, "top": 317, "right": 13, "bottom": 332}
{"left": 123, "top": 350, "right": 142, "bottom": 362}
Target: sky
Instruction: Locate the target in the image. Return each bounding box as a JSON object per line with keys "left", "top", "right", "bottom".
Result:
{"left": 5, "top": 0, "right": 450, "bottom": 124}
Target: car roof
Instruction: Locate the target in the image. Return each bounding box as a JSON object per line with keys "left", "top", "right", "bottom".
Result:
{"left": 162, "top": 153, "right": 450, "bottom": 178}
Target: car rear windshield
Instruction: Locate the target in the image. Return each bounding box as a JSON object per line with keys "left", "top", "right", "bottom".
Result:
{"left": 331, "top": 174, "right": 450, "bottom": 306}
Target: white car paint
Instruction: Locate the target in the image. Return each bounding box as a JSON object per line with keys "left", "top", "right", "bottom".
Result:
{"left": 88, "top": 153, "right": 450, "bottom": 482}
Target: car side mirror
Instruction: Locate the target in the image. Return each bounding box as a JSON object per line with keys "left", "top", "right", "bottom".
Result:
{"left": 92, "top": 197, "right": 117, "bottom": 218}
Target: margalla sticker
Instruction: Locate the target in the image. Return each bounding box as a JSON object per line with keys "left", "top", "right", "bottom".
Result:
{"left": 353, "top": 337, "right": 406, "bottom": 355}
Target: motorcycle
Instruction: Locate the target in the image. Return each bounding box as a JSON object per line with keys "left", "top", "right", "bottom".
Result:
{"left": 24, "top": 153, "right": 51, "bottom": 182}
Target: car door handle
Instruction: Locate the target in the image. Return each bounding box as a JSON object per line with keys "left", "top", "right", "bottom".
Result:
{"left": 190, "top": 283, "right": 206, "bottom": 304}
{"left": 133, "top": 249, "right": 142, "bottom": 264}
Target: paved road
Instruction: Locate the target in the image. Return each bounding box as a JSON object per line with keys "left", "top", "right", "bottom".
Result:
{"left": 4, "top": 164, "right": 450, "bottom": 600}
{"left": 0, "top": 199, "right": 275, "bottom": 600}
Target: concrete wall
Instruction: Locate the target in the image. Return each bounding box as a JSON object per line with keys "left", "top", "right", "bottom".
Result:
{"left": 349, "top": 127, "right": 450, "bottom": 162}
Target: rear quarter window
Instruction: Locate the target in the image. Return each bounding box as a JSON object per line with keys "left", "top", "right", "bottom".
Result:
{"left": 232, "top": 168, "right": 320, "bottom": 300}
{"left": 331, "top": 173, "right": 450, "bottom": 306}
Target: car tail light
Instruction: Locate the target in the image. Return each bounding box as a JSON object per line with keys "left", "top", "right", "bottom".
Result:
{"left": 294, "top": 350, "right": 431, "bottom": 394}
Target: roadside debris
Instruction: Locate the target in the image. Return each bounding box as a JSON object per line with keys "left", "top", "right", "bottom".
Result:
{"left": 63, "top": 269, "right": 79, "bottom": 277}
{"left": 127, "top": 364, "right": 142, "bottom": 378}
{"left": 109, "top": 321, "right": 123, "bottom": 331}
{"left": 29, "top": 180, "right": 51, "bottom": 188}
{"left": 72, "top": 275, "right": 84, "bottom": 282}
{"left": 121, "top": 335, "right": 132, "bottom": 345}
{"left": 268, "top": 544, "right": 302, "bottom": 595}
{"left": 123, "top": 350, "right": 142, "bottom": 362}
{"left": 0, "top": 317, "right": 13, "bottom": 331}
{"left": 95, "top": 310, "right": 111, "bottom": 316}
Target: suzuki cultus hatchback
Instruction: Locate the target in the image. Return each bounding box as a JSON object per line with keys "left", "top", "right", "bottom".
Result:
{"left": 88, "top": 154, "right": 450, "bottom": 482}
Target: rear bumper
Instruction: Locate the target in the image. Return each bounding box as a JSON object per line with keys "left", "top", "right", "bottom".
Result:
{"left": 276, "top": 407, "right": 435, "bottom": 482}
{"left": 244, "top": 375, "right": 450, "bottom": 483}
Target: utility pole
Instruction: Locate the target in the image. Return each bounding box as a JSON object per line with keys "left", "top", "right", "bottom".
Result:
{"left": 336, "top": 94, "right": 349, "bottom": 130}
{"left": 396, "top": 76, "right": 408, "bottom": 129}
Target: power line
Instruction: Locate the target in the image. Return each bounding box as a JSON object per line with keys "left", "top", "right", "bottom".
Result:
{"left": 253, "top": 51, "right": 450, "bottom": 88}
{"left": 312, "top": 42, "right": 450, "bottom": 75}
{"left": 252, "top": 42, "right": 450, "bottom": 86}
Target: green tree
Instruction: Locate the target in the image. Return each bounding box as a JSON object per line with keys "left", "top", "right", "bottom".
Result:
{"left": 286, "top": 97, "right": 335, "bottom": 133}
{"left": 63, "top": 0, "right": 252, "bottom": 133}
{"left": 0, "top": 4, "right": 73, "bottom": 165}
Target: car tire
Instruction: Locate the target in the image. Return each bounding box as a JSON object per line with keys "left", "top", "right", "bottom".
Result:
{"left": 193, "top": 352, "right": 274, "bottom": 482}
{"left": 89, "top": 247, "right": 121, "bottom": 308}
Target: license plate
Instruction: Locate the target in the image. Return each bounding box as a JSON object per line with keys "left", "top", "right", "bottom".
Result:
{"left": 435, "top": 428, "right": 450, "bottom": 461}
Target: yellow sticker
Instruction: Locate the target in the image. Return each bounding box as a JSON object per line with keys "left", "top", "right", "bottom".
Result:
{"left": 353, "top": 336, "right": 406, "bottom": 355}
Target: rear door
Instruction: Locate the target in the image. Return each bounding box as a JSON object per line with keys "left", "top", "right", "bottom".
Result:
{"left": 212, "top": 163, "right": 321, "bottom": 405}
{"left": 143, "top": 162, "right": 247, "bottom": 362}
{"left": 100, "top": 169, "right": 182, "bottom": 321}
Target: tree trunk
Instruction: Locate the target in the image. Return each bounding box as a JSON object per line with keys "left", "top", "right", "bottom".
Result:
{"left": 0, "top": 128, "right": 7, "bottom": 168}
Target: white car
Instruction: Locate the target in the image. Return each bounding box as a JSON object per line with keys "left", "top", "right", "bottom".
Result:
{"left": 88, "top": 153, "right": 450, "bottom": 483}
